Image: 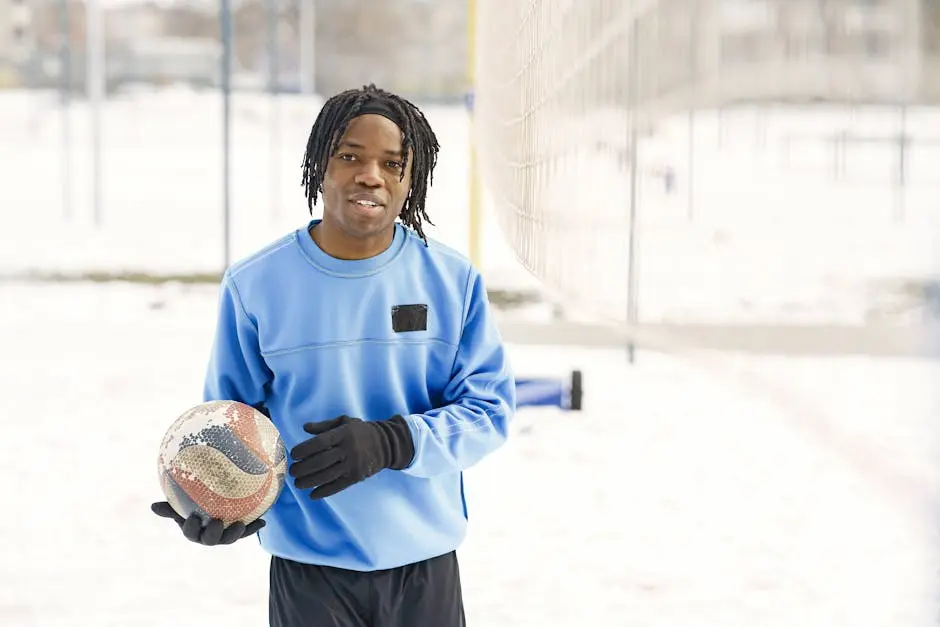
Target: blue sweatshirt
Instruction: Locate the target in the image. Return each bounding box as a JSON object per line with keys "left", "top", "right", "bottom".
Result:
{"left": 202, "top": 219, "right": 515, "bottom": 571}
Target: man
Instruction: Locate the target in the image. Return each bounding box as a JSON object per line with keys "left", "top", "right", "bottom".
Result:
{"left": 151, "top": 83, "right": 516, "bottom": 627}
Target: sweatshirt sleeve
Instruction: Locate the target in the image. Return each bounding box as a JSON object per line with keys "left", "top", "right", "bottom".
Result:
{"left": 203, "top": 272, "right": 273, "bottom": 407}
{"left": 400, "top": 268, "right": 516, "bottom": 478}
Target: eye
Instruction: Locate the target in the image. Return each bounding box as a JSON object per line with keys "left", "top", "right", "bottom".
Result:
{"left": 338, "top": 153, "right": 356, "bottom": 162}
{"left": 386, "top": 160, "right": 403, "bottom": 169}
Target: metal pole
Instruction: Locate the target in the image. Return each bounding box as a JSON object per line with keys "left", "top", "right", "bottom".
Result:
{"left": 686, "top": 4, "right": 696, "bottom": 222}
{"left": 265, "top": 0, "right": 278, "bottom": 93}
{"left": 59, "top": 0, "right": 71, "bottom": 222}
{"left": 895, "top": 0, "right": 920, "bottom": 224}
{"left": 467, "top": 0, "right": 481, "bottom": 266}
{"left": 11, "top": 0, "right": 35, "bottom": 135}
{"left": 221, "top": 0, "right": 233, "bottom": 269}
{"left": 895, "top": 105, "right": 907, "bottom": 223}
{"left": 717, "top": 107, "right": 725, "bottom": 150}
{"left": 299, "top": 0, "right": 315, "bottom": 94}
{"left": 87, "top": 0, "right": 104, "bottom": 226}
{"left": 267, "top": 0, "right": 281, "bottom": 219}
{"left": 687, "top": 109, "right": 694, "bottom": 221}
{"left": 626, "top": 18, "right": 641, "bottom": 364}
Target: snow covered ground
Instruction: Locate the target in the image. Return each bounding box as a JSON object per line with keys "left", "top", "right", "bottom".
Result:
{"left": 0, "top": 87, "right": 938, "bottom": 625}
{"left": 2, "top": 89, "right": 939, "bottom": 325}
{"left": 0, "top": 282, "right": 937, "bottom": 627}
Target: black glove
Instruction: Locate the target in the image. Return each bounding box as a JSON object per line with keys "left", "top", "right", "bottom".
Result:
{"left": 150, "top": 501, "right": 266, "bottom": 546}
{"left": 289, "top": 415, "right": 415, "bottom": 500}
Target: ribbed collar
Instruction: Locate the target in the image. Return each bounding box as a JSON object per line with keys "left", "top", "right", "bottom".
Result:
{"left": 295, "top": 219, "right": 407, "bottom": 277}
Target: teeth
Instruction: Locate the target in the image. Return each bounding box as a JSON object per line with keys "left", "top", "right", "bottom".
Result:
{"left": 355, "top": 200, "right": 378, "bottom": 207}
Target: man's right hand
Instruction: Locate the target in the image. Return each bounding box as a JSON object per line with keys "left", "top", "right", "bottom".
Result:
{"left": 151, "top": 501, "right": 266, "bottom": 546}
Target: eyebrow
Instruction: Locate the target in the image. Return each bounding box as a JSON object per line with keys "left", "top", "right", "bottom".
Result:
{"left": 338, "top": 140, "right": 402, "bottom": 157}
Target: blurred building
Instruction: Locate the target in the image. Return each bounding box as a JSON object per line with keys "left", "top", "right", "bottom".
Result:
{"left": 314, "top": 0, "right": 468, "bottom": 102}
{"left": 703, "top": 0, "right": 939, "bottom": 105}
{"left": 0, "top": 0, "right": 33, "bottom": 87}
{"left": 642, "top": 0, "right": 940, "bottom": 115}
{"left": 1, "top": 0, "right": 468, "bottom": 100}
{"left": 0, "top": 1, "right": 9, "bottom": 61}
{"left": 110, "top": 36, "right": 221, "bottom": 90}
{"left": 3, "top": 0, "right": 936, "bottom": 104}
{"left": 0, "top": 3, "right": 10, "bottom": 86}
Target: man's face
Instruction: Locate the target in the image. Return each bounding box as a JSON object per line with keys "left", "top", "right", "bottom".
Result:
{"left": 320, "top": 114, "right": 412, "bottom": 243}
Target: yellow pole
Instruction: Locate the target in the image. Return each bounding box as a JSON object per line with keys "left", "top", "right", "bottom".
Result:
{"left": 467, "top": 0, "right": 482, "bottom": 268}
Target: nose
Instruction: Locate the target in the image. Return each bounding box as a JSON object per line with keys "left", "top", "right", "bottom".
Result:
{"left": 353, "top": 161, "right": 383, "bottom": 188}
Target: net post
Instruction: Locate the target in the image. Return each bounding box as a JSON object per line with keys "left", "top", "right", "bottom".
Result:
{"left": 299, "top": 0, "right": 316, "bottom": 94}
{"left": 87, "top": 0, "right": 104, "bottom": 227}
{"left": 686, "top": 3, "right": 697, "bottom": 222}
{"left": 221, "top": 0, "right": 233, "bottom": 271}
{"left": 467, "top": 0, "right": 482, "bottom": 268}
{"left": 894, "top": 104, "right": 908, "bottom": 223}
{"left": 266, "top": 0, "right": 281, "bottom": 220}
{"left": 626, "top": 14, "right": 641, "bottom": 365}
{"left": 59, "top": 0, "right": 72, "bottom": 222}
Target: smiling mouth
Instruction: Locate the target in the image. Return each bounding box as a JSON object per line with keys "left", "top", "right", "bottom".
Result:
{"left": 348, "top": 199, "right": 386, "bottom": 217}
{"left": 351, "top": 199, "right": 383, "bottom": 208}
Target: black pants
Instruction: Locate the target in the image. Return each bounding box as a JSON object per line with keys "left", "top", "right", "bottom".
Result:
{"left": 269, "top": 551, "right": 466, "bottom": 627}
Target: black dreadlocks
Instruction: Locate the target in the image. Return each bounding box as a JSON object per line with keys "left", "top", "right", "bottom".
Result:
{"left": 301, "top": 83, "right": 441, "bottom": 245}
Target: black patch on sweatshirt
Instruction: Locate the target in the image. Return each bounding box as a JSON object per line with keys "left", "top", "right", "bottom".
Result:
{"left": 391, "top": 304, "right": 428, "bottom": 333}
